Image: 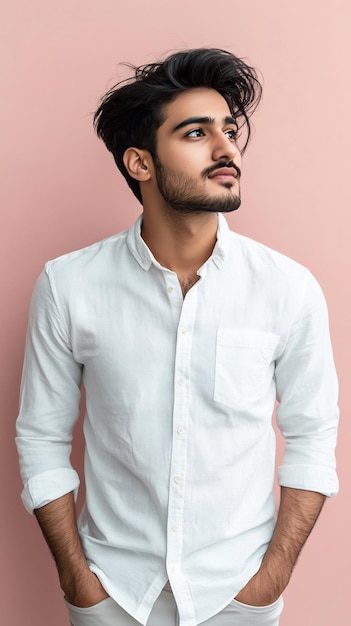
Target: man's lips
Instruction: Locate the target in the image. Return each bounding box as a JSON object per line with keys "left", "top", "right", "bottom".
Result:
{"left": 208, "top": 167, "right": 238, "bottom": 179}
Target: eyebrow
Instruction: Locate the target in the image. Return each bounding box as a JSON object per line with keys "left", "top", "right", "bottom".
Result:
{"left": 172, "top": 115, "right": 237, "bottom": 132}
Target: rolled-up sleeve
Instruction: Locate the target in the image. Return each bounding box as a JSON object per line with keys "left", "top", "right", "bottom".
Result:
{"left": 16, "top": 266, "right": 82, "bottom": 513}
{"left": 275, "top": 271, "right": 339, "bottom": 497}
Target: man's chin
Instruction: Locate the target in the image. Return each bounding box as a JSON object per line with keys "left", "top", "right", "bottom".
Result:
{"left": 162, "top": 189, "right": 241, "bottom": 215}
{"left": 216, "top": 198, "right": 241, "bottom": 213}
{"left": 205, "top": 194, "right": 241, "bottom": 213}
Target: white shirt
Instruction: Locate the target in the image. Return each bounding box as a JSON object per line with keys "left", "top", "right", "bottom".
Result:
{"left": 16, "top": 214, "right": 339, "bottom": 626}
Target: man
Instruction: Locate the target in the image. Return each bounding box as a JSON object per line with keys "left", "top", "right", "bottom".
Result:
{"left": 16, "top": 48, "right": 339, "bottom": 626}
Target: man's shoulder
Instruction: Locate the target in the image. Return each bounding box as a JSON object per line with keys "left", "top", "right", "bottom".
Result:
{"left": 228, "top": 228, "right": 309, "bottom": 278}
{"left": 45, "top": 228, "right": 129, "bottom": 275}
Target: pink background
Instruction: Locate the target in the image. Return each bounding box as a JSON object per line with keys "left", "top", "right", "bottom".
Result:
{"left": 2, "top": 1, "right": 350, "bottom": 624}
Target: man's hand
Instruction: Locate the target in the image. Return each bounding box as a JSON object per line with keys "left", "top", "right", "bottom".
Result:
{"left": 62, "top": 569, "right": 109, "bottom": 608}
{"left": 234, "top": 563, "right": 288, "bottom": 607}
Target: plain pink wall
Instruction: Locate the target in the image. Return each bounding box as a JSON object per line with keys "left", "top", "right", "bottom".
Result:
{"left": 2, "top": 1, "right": 350, "bottom": 624}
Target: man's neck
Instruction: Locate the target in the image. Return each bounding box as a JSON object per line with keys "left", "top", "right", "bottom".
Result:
{"left": 140, "top": 207, "right": 218, "bottom": 277}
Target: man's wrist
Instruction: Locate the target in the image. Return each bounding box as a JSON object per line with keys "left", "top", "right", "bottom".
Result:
{"left": 257, "top": 563, "right": 289, "bottom": 602}
{"left": 60, "top": 567, "right": 109, "bottom": 607}
{"left": 235, "top": 562, "right": 290, "bottom": 607}
{"left": 58, "top": 559, "right": 91, "bottom": 596}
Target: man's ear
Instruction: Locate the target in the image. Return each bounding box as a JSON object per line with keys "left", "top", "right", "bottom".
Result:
{"left": 123, "top": 148, "right": 153, "bottom": 182}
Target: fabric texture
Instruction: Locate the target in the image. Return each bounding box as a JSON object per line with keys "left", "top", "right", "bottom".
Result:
{"left": 16, "top": 214, "right": 339, "bottom": 626}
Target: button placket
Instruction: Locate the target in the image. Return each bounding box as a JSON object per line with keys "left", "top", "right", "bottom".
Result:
{"left": 166, "top": 287, "right": 198, "bottom": 616}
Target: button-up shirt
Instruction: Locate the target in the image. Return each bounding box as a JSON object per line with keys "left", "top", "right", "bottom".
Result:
{"left": 16, "top": 214, "right": 339, "bottom": 626}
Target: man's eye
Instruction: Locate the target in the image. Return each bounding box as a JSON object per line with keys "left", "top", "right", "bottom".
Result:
{"left": 186, "top": 129, "right": 204, "bottom": 138}
{"left": 224, "top": 129, "right": 239, "bottom": 140}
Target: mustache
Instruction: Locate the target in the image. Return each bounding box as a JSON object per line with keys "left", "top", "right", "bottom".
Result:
{"left": 202, "top": 161, "right": 241, "bottom": 179}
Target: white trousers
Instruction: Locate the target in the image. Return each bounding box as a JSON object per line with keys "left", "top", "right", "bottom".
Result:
{"left": 65, "top": 588, "right": 284, "bottom": 626}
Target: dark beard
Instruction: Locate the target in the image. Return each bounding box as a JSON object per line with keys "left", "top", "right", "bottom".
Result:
{"left": 155, "top": 161, "right": 241, "bottom": 215}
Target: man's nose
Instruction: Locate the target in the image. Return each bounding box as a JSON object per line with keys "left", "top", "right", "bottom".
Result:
{"left": 211, "top": 132, "right": 239, "bottom": 162}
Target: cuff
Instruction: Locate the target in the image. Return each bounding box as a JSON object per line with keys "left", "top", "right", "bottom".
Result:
{"left": 277, "top": 464, "right": 339, "bottom": 497}
{"left": 21, "top": 468, "right": 80, "bottom": 513}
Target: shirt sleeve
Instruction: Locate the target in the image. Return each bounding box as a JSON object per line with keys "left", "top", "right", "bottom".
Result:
{"left": 275, "top": 270, "right": 339, "bottom": 497}
{"left": 16, "top": 266, "right": 82, "bottom": 513}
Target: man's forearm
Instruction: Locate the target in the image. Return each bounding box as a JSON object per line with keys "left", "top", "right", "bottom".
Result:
{"left": 35, "top": 492, "right": 89, "bottom": 588}
{"left": 260, "top": 487, "right": 325, "bottom": 592}
{"left": 235, "top": 486, "right": 326, "bottom": 605}
{"left": 34, "top": 492, "right": 108, "bottom": 606}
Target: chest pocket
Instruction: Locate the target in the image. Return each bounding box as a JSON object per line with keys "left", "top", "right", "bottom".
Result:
{"left": 214, "top": 329, "right": 280, "bottom": 410}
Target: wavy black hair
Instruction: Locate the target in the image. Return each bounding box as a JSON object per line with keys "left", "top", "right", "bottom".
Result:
{"left": 94, "top": 48, "right": 262, "bottom": 203}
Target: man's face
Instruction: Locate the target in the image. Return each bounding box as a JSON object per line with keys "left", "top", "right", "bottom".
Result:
{"left": 153, "top": 88, "right": 242, "bottom": 214}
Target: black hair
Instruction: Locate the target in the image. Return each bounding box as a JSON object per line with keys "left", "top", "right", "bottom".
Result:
{"left": 94, "top": 48, "right": 262, "bottom": 203}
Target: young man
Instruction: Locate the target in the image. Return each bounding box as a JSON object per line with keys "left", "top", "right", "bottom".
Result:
{"left": 16, "top": 49, "right": 339, "bottom": 626}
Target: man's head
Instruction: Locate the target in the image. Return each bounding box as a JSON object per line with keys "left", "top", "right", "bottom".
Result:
{"left": 94, "top": 48, "right": 262, "bottom": 207}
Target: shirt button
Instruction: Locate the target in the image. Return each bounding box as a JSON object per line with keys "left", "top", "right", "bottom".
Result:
{"left": 177, "top": 427, "right": 185, "bottom": 434}
{"left": 177, "top": 377, "right": 185, "bottom": 386}
{"left": 181, "top": 327, "right": 188, "bottom": 335}
{"left": 168, "top": 286, "right": 174, "bottom": 293}
{"left": 174, "top": 475, "right": 182, "bottom": 484}
{"left": 171, "top": 524, "right": 179, "bottom": 532}
{"left": 142, "top": 257, "right": 148, "bottom": 265}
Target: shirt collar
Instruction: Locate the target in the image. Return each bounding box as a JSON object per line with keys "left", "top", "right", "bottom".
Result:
{"left": 126, "top": 215, "right": 153, "bottom": 271}
{"left": 211, "top": 213, "right": 229, "bottom": 269}
{"left": 126, "top": 213, "right": 230, "bottom": 272}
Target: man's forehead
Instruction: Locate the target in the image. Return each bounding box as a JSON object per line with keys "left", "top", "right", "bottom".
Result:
{"left": 161, "top": 88, "right": 233, "bottom": 128}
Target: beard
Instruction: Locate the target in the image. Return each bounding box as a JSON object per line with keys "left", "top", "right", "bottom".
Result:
{"left": 154, "top": 158, "right": 241, "bottom": 215}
